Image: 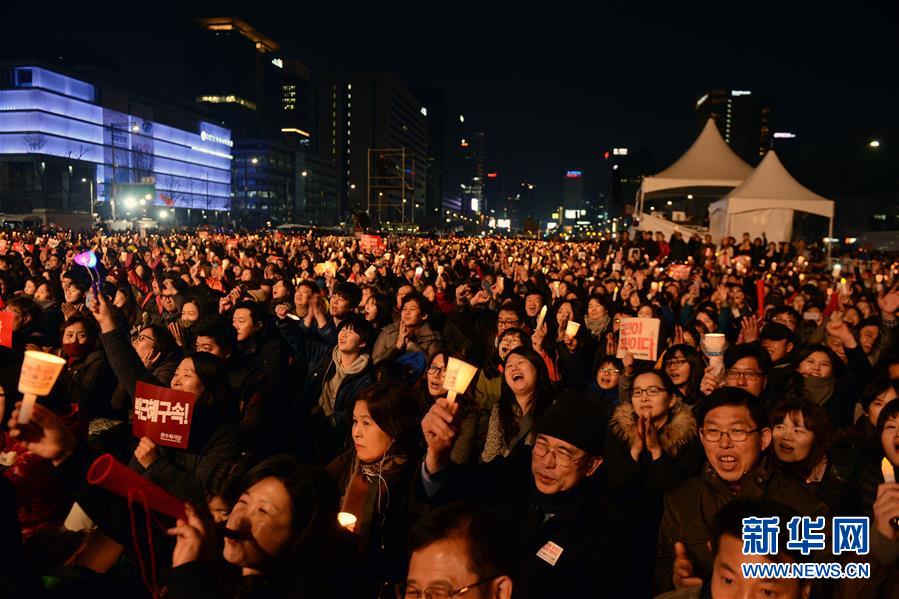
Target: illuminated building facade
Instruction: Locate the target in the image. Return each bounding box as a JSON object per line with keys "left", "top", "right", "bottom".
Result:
{"left": 0, "top": 63, "right": 232, "bottom": 223}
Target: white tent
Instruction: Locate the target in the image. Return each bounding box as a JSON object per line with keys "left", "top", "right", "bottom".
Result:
{"left": 638, "top": 118, "right": 754, "bottom": 201}
{"left": 708, "top": 150, "right": 834, "bottom": 247}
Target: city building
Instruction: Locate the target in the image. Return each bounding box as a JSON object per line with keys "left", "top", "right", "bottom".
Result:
{"left": 412, "top": 88, "right": 446, "bottom": 229}
{"left": 696, "top": 89, "right": 771, "bottom": 163}
{"left": 316, "top": 70, "right": 428, "bottom": 228}
{"left": 606, "top": 146, "right": 654, "bottom": 218}
{"left": 0, "top": 62, "right": 232, "bottom": 225}
{"left": 190, "top": 17, "right": 332, "bottom": 226}
{"left": 459, "top": 131, "right": 485, "bottom": 218}
{"left": 562, "top": 169, "right": 584, "bottom": 226}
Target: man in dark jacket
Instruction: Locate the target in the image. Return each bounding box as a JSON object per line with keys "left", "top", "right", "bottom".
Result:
{"left": 192, "top": 317, "right": 270, "bottom": 450}
{"left": 421, "top": 391, "right": 634, "bottom": 599}
{"left": 280, "top": 313, "right": 375, "bottom": 463}
{"left": 232, "top": 301, "right": 291, "bottom": 399}
{"left": 652, "top": 387, "right": 828, "bottom": 595}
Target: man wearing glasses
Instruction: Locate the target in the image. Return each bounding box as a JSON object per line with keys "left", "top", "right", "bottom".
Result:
{"left": 420, "top": 391, "right": 632, "bottom": 598}
{"left": 700, "top": 344, "right": 770, "bottom": 400}
{"left": 652, "top": 388, "right": 827, "bottom": 595}
{"left": 400, "top": 503, "right": 514, "bottom": 599}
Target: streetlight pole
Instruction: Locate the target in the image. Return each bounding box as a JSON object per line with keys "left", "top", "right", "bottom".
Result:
{"left": 81, "top": 177, "right": 94, "bottom": 223}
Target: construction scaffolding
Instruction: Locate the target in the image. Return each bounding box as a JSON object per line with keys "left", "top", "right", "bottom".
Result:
{"left": 367, "top": 148, "right": 415, "bottom": 227}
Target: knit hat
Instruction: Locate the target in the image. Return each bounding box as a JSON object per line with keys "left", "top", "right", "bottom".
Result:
{"left": 535, "top": 391, "right": 606, "bottom": 455}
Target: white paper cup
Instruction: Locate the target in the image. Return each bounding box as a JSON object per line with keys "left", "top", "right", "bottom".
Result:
{"left": 702, "top": 333, "right": 726, "bottom": 357}
{"left": 535, "top": 305, "right": 548, "bottom": 330}
{"left": 443, "top": 357, "right": 478, "bottom": 405}
{"left": 17, "top": 351, "right": 66, "bottom": 423}
{"left": 565, "top": 321, "right": 581, "bottom": 338}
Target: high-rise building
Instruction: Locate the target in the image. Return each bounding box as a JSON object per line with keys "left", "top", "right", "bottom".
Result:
{"left": 562, "top": 169, "right": 584, "bottom": 225}
{"left": 189, "top": 17, "right": 330, "bottom": 226}
{"left": 460, "top": 131, "right": 485, "bottom": 216}
{"left": 412, "top": 89, "right": 446, "bottom": 229}
{"left": 606, "top": 146, "right": 654, "bottom": 218}
{"left": 316, "top": 71, "right": 428, "bottom": 227}
{"left": 0, "top": 62, "right": 232, "bottom": 226}
{"left": 506, "top": 180, "right": 536, "bottom": 231}
{"left": 696, "top": 89, "right": 771, "bottom": 163}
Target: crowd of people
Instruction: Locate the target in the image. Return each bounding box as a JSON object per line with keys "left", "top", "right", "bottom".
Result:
{"left": 1, "top": 225, "right": 899, "bottom": 598}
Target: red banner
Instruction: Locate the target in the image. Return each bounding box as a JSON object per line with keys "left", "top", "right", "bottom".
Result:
{"left": 132, "top": 382, "right": 197, "bottom": 449}
{"left": 360, "top": 234, "right": 386, "bottom": 256}
{"left": 0, "top": 311, "right": 12, "bottom": 347}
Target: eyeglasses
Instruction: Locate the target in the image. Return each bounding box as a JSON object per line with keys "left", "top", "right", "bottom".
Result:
{"left": 428, "top": 365, "right": 446, "bottom": 377}
{"left": 133, "top": 333, "right": 155, "bottom": 346}
{"left": 631, "top": 386, "right": 665, "bottom": 398}
{"left": 396, "top": 575, "right": 497, "bottom": 599}
{"left": 725, "top": 370, "right": 764, "bottom": 381}
{"left": 598, "top": 367, "right": 620, "bottom": 375}
{"left": 497, "top": 318, "right": 520, "bottom": 326}
{"left": 532, "top": 440, "right": 585, "bottom": 469}
{"left": 700, "top": 428, "right": 759, "bottom": 443}
{"left": 665, "top": 359, "right": 688, "bottom": 369}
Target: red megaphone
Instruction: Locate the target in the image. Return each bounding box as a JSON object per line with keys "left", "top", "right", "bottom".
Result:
{"left": 86, "top": 453, "right": 187, "bottom": 521}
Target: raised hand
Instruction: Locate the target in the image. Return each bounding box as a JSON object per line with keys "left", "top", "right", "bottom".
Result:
{"left": 673, "top": 541, "right": 703, "bottom": 588}
{"left": 167, "top": 503, "right": 208, "bottom": 567}
{"left": 740, "top": 315, "right": 759, "bottom": 344}
{"left": 700, "top": 364, "right": 724, "bottom": 395}
{"left": 422, "top": 397, "right": 459, "bottom": 474}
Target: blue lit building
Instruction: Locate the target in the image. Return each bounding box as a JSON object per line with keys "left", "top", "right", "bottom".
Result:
{"left": 0, "top": 63, "right": 232, "bottom": 225}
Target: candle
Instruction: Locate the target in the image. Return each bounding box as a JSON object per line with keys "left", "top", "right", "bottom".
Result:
{"left": 565, "top": 321, "right": 581, "bottom": 338}
{"left": 17, "top": 351, "right": 67, "bottom": 424}
{"left": 883, "top": 458, "right": 896, "bottom": 483}
{"left": 443, "top": 357, "right": 478, "bottom": 405}
{"left": 536, "top": 305, "right": 548, "bottom": 330}
{"left": 613, "top": 286, "right": 619, "bottom": 301}
{"left": 338, "top": 512, "right": 357, "bottom": 532}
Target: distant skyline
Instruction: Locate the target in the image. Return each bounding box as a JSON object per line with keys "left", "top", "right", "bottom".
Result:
{"left": 3, "top": 1, "right": 896, "bottom": 215}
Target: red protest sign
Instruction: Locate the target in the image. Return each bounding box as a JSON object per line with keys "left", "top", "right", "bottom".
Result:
{"left": 132, "top": 382, "right": 197, "bottom": 449}
{"left": 0, "top": 311, "right": 13, "bottom": 347}
{"left": 360, "top": 234, "right": 386, "bottom": 256}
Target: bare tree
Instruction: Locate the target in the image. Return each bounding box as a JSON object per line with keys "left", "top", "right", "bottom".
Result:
{"left": 131, "top": 143, "right": 154, "bottom": 183}
{"left": 61, "top": 145, "right": 90, "bottom": 210}
{"left": 21, "top": 134, "right": 48, "bottom": 195}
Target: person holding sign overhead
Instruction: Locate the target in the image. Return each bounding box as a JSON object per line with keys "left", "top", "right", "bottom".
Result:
{"left": 87, "top": 287, "right": 242, "bottom": 505}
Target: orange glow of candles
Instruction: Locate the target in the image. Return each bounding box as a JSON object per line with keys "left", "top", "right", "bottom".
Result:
{"left": 883, "top": 458, "right": 896, "bottom": 483}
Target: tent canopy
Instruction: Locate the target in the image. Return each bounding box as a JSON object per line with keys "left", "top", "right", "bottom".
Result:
{"left": 640, "top": 119, "right": 754, "bottom": 196}
{"left": 708, "top": 151, "right": 834, "bottom": 244}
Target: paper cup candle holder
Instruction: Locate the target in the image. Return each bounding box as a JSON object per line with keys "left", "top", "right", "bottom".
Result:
{"left": 565, "top": 321, "right": 581, "bottom": 338}
{"left": 442, "top": 357, "right": 478, "bottom": 405}
{"left": 702, "top": 333, "right": 727, "bottom": 377}
{"left": 17, "top": 350, "right": 67, "bottom": 423}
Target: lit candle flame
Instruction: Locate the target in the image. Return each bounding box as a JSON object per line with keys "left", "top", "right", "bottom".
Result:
{"left": 883, "top": 458, "right": 896, "bottom": 484}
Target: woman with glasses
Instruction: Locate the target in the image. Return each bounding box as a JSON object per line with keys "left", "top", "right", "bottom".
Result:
{"left": 662, "top": 344, "right": 706, "bottom": 410}
{"left": 474, "top": 328, "right": 530, "bottom": 439}
{"left": 413, "top": 351, "right": 478, "bottom": 464}
{"left": 481, "top": 347, "right": 555, "bottom": 463}
{"left": 586, "top": 355, "right": 624, "bottom": 423}
{"left": 605, "top": 369, "right": 701, "bottom": 597}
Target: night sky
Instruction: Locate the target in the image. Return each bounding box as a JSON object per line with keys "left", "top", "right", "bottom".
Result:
{"left": 3, "top": 2, "right": 897, "bottom": 215}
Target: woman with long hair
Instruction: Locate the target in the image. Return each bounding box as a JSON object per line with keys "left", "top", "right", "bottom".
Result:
{"left": 327, "top": 383, "right": 423, "bottom": 595}
{"left": 662, "top": 344, "right": 706, "bottom": 409}
{"left": 481, "top": 346, "right": 555, "bottom": 463}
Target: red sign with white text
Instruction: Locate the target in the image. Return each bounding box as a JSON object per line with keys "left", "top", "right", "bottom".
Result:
{"left": 132, "top": 382, "right": 197, "bottom": 449}
{"left": 0, "top": 311, "right": 12, "bottom": 347}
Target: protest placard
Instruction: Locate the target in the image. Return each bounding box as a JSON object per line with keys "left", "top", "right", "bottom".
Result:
{"left": 132, "top": 382, "right": 197, "bottom": 449}
{"left": 0, "top": 311, "right": 12, "bottom": 348}
{"left": 616, "top": 317, "right": 660, "bottom": 361}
